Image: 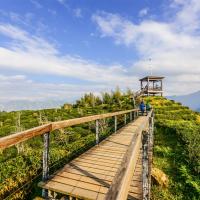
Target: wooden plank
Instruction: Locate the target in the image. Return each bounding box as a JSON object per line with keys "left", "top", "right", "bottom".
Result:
{"left": 98, "top": 145, "right": 127, "bottom": 151}
{"left": 72, "top": 187, "right": 98, "bottom": 200}
{"left": 88, "top": 149, "right": 124, "bottom": 156}
{"left": 58, "top": 170, "right": 107, "bottom": 183}
{"left": 63, "top": 164, "right": 116, "bottom": 177}
{"left": 38, "top": 180, "right": 74, "bottom": 195}
{"left": 99, "top": 186, "right": 109, "bottom": 194}
{"left": 54, "top": 171, "right": 81, "bottom": 181}
{"left": 97, "top": 193, "right": 106, "bottom": 200}
{"left": 79, "top": 175, "right": 111, "bottom": 186}
{"left": 0, "top": 124, "right": 51, "bottom": 149}
{"left": 88, "top": 147, "right": 125, "bottom": 154}
{"left": 71, "top": 161, "right": 118, "bottom": 172}
{"left": 76, "top": 181, "right": 101, "bottom": 192}
{"left": 76, "top": 156, "right": 121, "bottom": 165}
{"left": 83, "top": 152, "right": 123, "bottom": 160}
{"left": 51, "top": 175, "right": 79, "bottom": 187}
{"left": 73, "top": 159, "right": 118, "bottom": 169}
{"left": 80, "top": 154, "right": 122, "bottom": 162}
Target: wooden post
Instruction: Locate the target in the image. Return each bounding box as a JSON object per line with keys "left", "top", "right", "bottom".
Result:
{"left": 153, "top": 80, "right": 155, "bottom": 90}
{"left": 130, "top": 112, "right": 132, "bottom": 121}
{"left": 133, "top": 111, "right": 135, "bottom": 121}
{"left": 142, "top": 130, "right": 149, "bottom": 200}
{"left": 42, "top": 132, "right": 50, "bottom": 198}
{"left": 124, "top": 114, "right": 127, "bottom": 125}
{"left": 148, "top": 114, "right": 154, "bottom": 200}
{"left": 96, "top": 119, "right": 99, "bottom": 145}
{"left": 114, "top": 116, "right": 117, "bottom": 133}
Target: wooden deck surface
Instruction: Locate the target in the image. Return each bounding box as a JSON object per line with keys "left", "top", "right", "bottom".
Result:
{"left": 128, "top": 150, "right": 142, "bottom": 200}
{"left": 39, "top": 117, "right": 146, "bottom": 200}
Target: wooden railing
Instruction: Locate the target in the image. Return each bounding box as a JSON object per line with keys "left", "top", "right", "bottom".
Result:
{"left": 105, "top": 110, "right": 154, "bottom": 200}
{"left": 0, "top": 109, "right": 139, "bottom": 150}
{"left": 0, "top": 108, "right": 139, "bottom": 198}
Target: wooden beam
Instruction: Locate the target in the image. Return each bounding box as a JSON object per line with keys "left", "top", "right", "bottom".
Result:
{"left": 0, "top": 124, "right": 51, "bottom": 149}
{"left": 0, "top": 109, "right": 138, "bottom": 150}
{"left": 51, "top": 109, "right": 137, "bottom": 131}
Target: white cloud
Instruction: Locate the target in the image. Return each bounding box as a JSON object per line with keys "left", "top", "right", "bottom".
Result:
{"left": 139, "top": 8, "right": 149, "bottom": 17}
{"left": 0, "top": 74, "right": 129, "bottom": 102}
{"left": 0, "top": 74, "right": 27, "bottom": 81}
{"left": 30, "top": 0, "right": 43, "bottom": 9}
{"left": 57, "top": 0, "right": 66, "bottom": 4}
{"left": 92, "top": 1, "right": 200, "bottom": 95}
{"left": 0, "top": 11, "right": 35, "bottom": 27}
{"left": 56, "top": 0, "right": 69, "bottom": 9}
{"left": 48, "top": 9, "right": 57, "bottom": 15}
{"left": 172, "top": 0, "right": 200, "bottom": 32}
{"left": 0, "top": 23, "right": 139, "bottom": 101}
{"left": 73, "top": 8, "right": 82, "bottom": 18}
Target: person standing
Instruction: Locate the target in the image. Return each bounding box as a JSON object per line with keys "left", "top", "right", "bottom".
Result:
{"left": 139, "top": 100, "right": 146, "bottom": 115}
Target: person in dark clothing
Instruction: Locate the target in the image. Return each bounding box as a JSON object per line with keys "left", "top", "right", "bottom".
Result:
{"left": 146, "top": 101, "right": 151, "bottom": 114}
{"left": 139, "top": 100, "right": 146, "bottom": 115}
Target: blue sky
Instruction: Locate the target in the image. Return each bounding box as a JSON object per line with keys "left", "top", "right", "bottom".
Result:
{"left": 0, "top": 0, "right": 200, "bottom": 103}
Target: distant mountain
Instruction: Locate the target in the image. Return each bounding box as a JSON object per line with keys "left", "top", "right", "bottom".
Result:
{"left": 168, "top": 90, "right": 200, "bottom": 112}
{"left": 0, "top": 99, "right": 68, "bottom": 112}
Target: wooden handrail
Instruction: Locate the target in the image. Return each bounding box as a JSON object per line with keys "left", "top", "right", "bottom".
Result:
{"left": 105, "top": 110, "right": 153, "bottom": 200}
{"left": 0, "top": 109, "right": 138, "bottom": 150}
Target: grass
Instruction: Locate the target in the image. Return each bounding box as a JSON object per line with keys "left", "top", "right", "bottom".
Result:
{"left": 143, "top": 96, "right": 200, "bottom": 200}
{"left": 152, "top": 126, "right": 185, "bottom": 200}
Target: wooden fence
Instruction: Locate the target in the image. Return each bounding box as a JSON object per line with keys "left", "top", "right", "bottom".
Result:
{"left": 0, "top": 108, "right": 140, "bottom": 198}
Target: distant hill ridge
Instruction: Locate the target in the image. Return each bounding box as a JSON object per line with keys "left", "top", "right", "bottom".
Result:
{"left": 0, "top": 99, "right": 67, "bottom": 112}
{"left": 1, "top": 90, "right": 200, "bottom": 112}
{"left": 168, "top": 90, "right": 200, "bottom": 112}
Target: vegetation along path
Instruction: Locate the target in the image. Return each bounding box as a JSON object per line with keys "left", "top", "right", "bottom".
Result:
{"left": 147, "top": 97, "right": 200, "bottom": 200}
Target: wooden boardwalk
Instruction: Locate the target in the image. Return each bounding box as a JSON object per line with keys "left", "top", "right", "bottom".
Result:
{"left": 128, "top": 150, "right": 142, "bottom": 200}
{"left": 39, "top": 116, "right": 147, "bottom": 200}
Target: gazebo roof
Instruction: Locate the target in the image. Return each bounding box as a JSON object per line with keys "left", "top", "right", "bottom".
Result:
{"left": 139, "top": 76, "right": 165, "bottom": 81}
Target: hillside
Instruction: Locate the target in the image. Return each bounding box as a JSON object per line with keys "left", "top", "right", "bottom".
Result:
{"left": 0, "top": 93, "right": 200, "bottom": 200}
{"left": 168, "top": 90, "right": 200, "bottom": 112}
{"left": 0, "top": 89, "right": 135, "bottom": 199}
{"left": 145, "top": 97, "right": 200, "bottom": 200}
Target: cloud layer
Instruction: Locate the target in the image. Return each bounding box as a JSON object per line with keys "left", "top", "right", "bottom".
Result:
{"left": 0, "top": 23, "right": 137, "bottom": 101}
{"left": 0, "top": 0, "right": 200, "bottom": 103}
{"left": 92, "top": 0, "right": 200, "bottom": 95}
